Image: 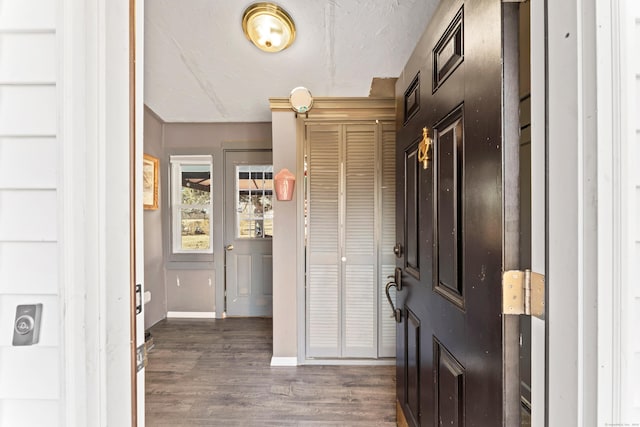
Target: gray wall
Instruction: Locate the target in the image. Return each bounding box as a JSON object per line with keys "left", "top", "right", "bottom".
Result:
{"left": 143, "top": 107, "right": 166, "bottom": 328}
{"left": 143, "top": 111, "right": 272, "bottom": 328}
{"left": 271, "top": 111, "right": 299, "bottom": 359}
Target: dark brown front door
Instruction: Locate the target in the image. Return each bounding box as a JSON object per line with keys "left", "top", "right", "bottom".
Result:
{"left": 394, "top": 0, "right": 520, "bottom": 425}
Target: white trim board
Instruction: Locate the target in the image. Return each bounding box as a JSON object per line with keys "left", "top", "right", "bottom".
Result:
{"left": 166, "top": 311, "right": 216, "bottom": 319}
{"left": 270, "top": 357, "right": 298, "bottom": 367}
{"left": 301, "top": 359, "right": 396, "bottom": 366}
{"left": 547, "top": 0, "right": 599, "bottom": 424}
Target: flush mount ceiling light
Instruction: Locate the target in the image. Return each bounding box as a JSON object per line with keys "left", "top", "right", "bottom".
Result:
{"left": 242, "top": 2, "right": 296, "bottom": 53}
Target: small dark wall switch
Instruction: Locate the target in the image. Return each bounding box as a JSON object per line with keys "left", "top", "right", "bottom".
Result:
{"left": 12, "top": 304, "right": 43, "bottom": 346}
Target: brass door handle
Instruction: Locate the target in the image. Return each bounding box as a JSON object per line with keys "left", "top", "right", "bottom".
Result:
{"left": 225, "top": 244, "right": 234, "bottom": 251}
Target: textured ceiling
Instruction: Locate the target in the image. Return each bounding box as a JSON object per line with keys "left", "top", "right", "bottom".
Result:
{"left": 144, "top": 0, "right": 437, "bottom": 123}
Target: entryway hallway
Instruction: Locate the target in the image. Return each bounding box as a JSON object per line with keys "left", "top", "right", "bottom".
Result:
{"left": 145, "top": 318, "right": 395, "bottom": 426}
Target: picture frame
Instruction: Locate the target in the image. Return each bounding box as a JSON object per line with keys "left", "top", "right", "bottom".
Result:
{"left": 143, "top": 154, "right": 159, "bottom": 210}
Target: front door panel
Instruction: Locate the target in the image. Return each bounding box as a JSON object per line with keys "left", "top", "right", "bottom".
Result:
{"left": 433, "top": 110, "right": 464, "bottom": 307}
{"left": 395, "top": 0, "right": 519, "bottom": 425}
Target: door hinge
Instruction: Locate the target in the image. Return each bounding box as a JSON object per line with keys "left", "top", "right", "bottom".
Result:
{"left": 502, "top": 269, "right": 545, "bottom": 320}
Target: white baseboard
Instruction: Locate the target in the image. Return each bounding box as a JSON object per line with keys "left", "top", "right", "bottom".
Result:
{"left": 166, "top": 311, "right": 216, "bottom": 319}
{"left": 301, "top": 358, "right": 396, "bottom": 366}
{"left": 270, "top": 357, "right": 298, "bottom": 367}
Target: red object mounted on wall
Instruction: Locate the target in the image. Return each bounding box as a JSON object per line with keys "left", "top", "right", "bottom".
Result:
{"left": 274, "top": 168, "right": 295, "bottom": 201}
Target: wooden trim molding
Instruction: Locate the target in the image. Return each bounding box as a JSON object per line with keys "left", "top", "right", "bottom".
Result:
{"left": 397, "top": 400, "right": 410, "bottom": 427}
{"left": 269, "top": 96, "right": 396, "bottom": 121}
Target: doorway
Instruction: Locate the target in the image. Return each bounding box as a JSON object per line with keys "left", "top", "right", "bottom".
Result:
{"left": 223, "top": 150, "right": 274, "bottom": 317}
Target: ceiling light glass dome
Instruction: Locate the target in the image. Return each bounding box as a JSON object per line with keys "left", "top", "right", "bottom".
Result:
{"left": 242, "top": 3, "right": 296, "bottom": 53}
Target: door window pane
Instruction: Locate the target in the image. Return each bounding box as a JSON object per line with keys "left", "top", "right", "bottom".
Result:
{"left": 236, "top": 165, "right": 273, "bottom": 239}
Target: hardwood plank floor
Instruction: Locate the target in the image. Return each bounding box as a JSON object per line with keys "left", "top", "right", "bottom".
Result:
{"left": 145, "top": 318, "right": 396, "bottom": 427}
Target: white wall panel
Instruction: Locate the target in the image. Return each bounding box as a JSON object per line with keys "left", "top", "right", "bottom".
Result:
{"left": 636, "top": 241, "right": 640, "bottom": 297}
{"left": 0, "top": 347, "right": 59, "bottom": 399}
{"left": 0, "top": 86, "right": 56, "bottom": 136}
{"left": 636, "top": 187, "right": 640, "bottom": 241}
{"left": 0, "top": 138, "right": 57, "bottom": 189}
{"left": 636, "top": 27, "right": 640, "bottom": 75}
{"left": 634, "top": 352, "right": 640, "bottom": 408}
{"left": 0, "top": 295, "right": 59, "bottom": 346}
{"left": 0, "top": 0, "right": 55, "bottom": 30}
{"left": 0, "top": 34, "right": 56, "bottom": 83}
{"left": 0, "top": 190, "right": 57, "bottom": 241}
{"left": 633, "top": 298, "right": 640, "bottom": 353}
{"left": 0, "top": 242, "right": 58, "bottom": 294}
{"left": 0, "top": 0, "right": 60, "bottom": 424}
{"left": 636, "top": 132, "right": 640, "bottom": 183}
{"left": 637, "top": 75, "right": 640, "bottom": 124}
{"left": 0, "top": 400, "right": 59, "bottom": 427}
{"left": 626, "top": 4, "right": 640, "bottom": 422}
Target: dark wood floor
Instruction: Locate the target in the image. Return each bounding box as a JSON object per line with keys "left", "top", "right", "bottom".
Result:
{"left": 145, "top": 318, "right": 396, "bottom": 427}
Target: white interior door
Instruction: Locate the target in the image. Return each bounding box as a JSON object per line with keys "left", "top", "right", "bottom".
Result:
{"left": 224, "top": 150, "right": 273, "bottom": 317}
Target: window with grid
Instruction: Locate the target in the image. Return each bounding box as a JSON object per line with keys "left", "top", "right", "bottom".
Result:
{"left": 235, "top": 165, "right": 273, "bottom": 239}
{"left": 170, "top": 155, "right": 213, "bottom": 254}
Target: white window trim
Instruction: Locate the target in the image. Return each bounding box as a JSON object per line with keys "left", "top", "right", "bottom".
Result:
{"left": 170, "top": 155, "right": 214, "bottom": 254}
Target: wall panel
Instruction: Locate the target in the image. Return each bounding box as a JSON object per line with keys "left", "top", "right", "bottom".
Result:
{"left": 0, "top": 242, "right": 58, "bottom": 294}
{"left": 0, "top": 190, "right": 57, "bottom": 241}
{"left": 0, "top": 33, "right": 56, "bottom": 83}
{"left": 0, "top": 86, "right": 56, "bottom": 135}
{"left": 0, "top": 0, "right": 55, "bottom": 30}
{"left": 0, "top": 400, "right": 59, "bottom": 427}
{"left": 0, "top": 1, "right": 60, "bottom": 422}
{"left": 0, "top": 138, "right": 57, "bottom": 189}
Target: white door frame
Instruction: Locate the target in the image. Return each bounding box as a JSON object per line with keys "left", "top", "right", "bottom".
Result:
{"left": 60, "top": 0, "right": 141, "bottom": 425}
{"left": 62, "top": 0, "right": 619, "bottom": 425}
{"left": 595, "top": 0, "right": 637, "bottom": 424}
{"left": 133, "top": 0, "right": 146, "bottom": 424}
{"left": 546, "top": 0, "right": 599, "bottom": 425}
{"left": 529, "top": 1, "right": 545, "bottom": 425}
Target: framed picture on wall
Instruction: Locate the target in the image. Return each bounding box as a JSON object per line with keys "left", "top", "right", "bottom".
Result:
{"left": 143, "top": 154, "right": 159, "bottom": 210}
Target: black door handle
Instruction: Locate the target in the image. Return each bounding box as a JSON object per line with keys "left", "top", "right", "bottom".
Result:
{"left": 385, "top": 280, "right": 402, "bottom": 323}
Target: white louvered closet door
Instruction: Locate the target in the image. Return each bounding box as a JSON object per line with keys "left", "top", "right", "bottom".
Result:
{"left": 378, "top": 123, "right": 397, "bottom": 357}
{"left": 306, "top": 122, "right": 395, "bottom": 359}
{"left": 343, "top": 124, "right": 377, "bottom": 357}
{"left": 306, "top": 124, "right": 341, "bottom": 357}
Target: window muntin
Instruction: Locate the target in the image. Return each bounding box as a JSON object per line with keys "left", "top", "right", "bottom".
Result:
{"left": 170, "top": 156, "right": 213, "bottom": 253}
{"left": 235, "top": 165, "right": 273, "bottom": 239}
